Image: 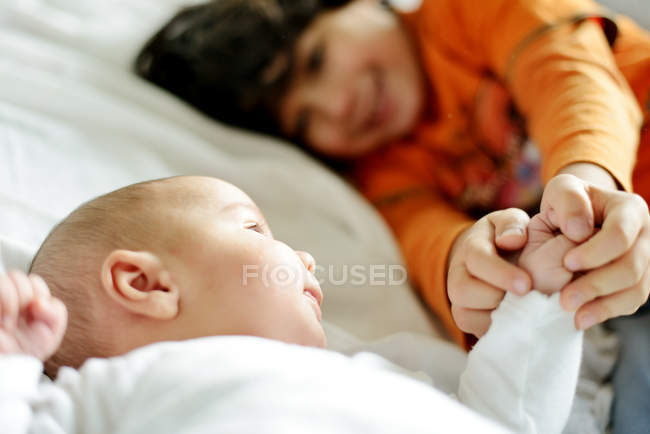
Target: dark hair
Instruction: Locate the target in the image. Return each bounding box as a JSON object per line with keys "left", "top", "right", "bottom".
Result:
{"left": 135, "top": 0, "right": 350, "bottom": 136}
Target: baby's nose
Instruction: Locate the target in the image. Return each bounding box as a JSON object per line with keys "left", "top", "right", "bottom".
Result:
{"left": 296, "top": 251, "right": 316, "bottom": 274}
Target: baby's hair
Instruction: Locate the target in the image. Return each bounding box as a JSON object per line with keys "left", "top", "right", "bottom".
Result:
{"left": 31, "top": 179, "right": 178, "bottom": 377}
{"left": 135, "top": 0, "right": 350, "bottom": 137}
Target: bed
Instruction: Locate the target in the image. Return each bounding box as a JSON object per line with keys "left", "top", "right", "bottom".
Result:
{"left": 0, "top": 0, "right": 642, "bottom": 432}
{"left": 0, "top": 0, "right": 444, "bottom": 342}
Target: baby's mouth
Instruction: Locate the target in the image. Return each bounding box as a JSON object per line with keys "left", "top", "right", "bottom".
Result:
{"left": 304, "top": 285, "right": 322, "bottom": 304}
{"left": 303, "top": 286, "right": 323, "bottom": 321}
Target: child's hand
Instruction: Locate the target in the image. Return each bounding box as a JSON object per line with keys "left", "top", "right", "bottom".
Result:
{"left": 541, "top": 173, "right": 650, "bottom": 329}
{"left": 0, "top": 271, "right": 67, "bottom": 361}
{"left": 447, "top": 208, "right": 532, "bottom": 338}
{"left": 518, "top": 214, "right": 576, "bottom": 295}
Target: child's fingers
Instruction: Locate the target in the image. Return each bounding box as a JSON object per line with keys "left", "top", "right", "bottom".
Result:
{"left": 573, "top": 270, "right": 650, "bottom": 330}
{"left": 561, "top": 234, "right": 650, "bottom": 312}
{"left": 447, "top": 264, "right": 506, "bottom": 310}
{"left": 564, "top": 194, "right": 649, "bottom": 272}
{"left": 541, "top": 174, "right": 594, "bottom": 242}
{"left": 0, "top": 274, "right": 19, "bottom": 329}
{"left": 8, "top": 270, "right": 34, "bottom": 311}
{"left": 491, "top": 208, "right": 530, "bottom": 250}
{"left": 450, "top": 306, "right": 492, "bottom": 338}
{"left": 447, "top": 210, "right": 531, "bottom": 337}
{"left": 464, "top": 218, "right": 531, "bottom": 295}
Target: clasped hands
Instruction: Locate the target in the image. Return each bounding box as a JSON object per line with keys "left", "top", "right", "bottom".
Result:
{"left": 448, "top": 173, "right": 650, "bottom": 338}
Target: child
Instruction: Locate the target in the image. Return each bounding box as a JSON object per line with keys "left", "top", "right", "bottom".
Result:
{"left": 2, "top": 175, "right": 581, "bottom": 433}
{"left": 135, "top": 1, "right": 650, "bottom": 431}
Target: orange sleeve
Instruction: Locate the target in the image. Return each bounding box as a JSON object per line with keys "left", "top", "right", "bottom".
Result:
{"left": 371, "top": 0, "right": 642, "bottom": 349}
{"left": 353, "top": 149, "right": 474, "bottom": 348}
{"left": 424, "top": 0, "right": 643, "bottom": 190}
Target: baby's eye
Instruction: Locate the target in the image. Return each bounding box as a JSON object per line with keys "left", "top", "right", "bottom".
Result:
{"left": 245, "top": 223, "right": 266, "bottom": 235}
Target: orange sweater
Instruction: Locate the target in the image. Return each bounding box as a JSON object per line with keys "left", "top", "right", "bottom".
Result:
{"left": 352, "top": 0, "right": 650, "bottom": 348}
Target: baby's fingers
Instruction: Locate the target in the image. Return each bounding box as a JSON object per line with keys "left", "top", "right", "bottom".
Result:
{"left": 29, "top": 274, "right": 51, "bottom": 299}
{"left": 28, "top": 274, "right": 66, "bottom": 337}
{"left": 525, "top": 213, "right": 556, "bottom": 246}
{"left": 0, "top": 274, "right": 19, "bottom": 329}
{"left": 28, "top": 296, "right": 67, "bottom": 337}
{"left": 8, "top": 270, "right": 34, "bottom": 311}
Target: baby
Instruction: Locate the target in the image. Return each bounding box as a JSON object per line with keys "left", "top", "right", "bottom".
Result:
{"left": 0, "top": 176, "right": 580, "bottom": 433}
{"left": 17, "top": 176, "right": 325, "bottom": 376}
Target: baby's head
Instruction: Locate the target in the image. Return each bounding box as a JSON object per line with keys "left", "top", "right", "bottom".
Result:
{"left": 136, "top": 0, "right": 425, "bottom": 159}
{"left": 31, "top": 176, "right": 325, "bottom": 376}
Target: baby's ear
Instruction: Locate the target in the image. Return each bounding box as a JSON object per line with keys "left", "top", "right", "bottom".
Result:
{"left": 100, "top": 250, "right": 179, "bottom": 320}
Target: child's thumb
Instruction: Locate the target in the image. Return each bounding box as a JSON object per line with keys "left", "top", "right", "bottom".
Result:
{"left": 492, "top": 208, "right": 529, "bottom": 250}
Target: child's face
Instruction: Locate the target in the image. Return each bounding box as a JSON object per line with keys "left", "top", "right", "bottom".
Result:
{"left": 278, "top": 0, "right": 425, "bottom": 158}
{"left": 166, "top": 178, "right": 326, "bottom": 348}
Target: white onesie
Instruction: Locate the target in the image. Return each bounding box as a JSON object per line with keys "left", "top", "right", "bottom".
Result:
{"left": 0, "top": 291, "right": 581, "bottom": 434}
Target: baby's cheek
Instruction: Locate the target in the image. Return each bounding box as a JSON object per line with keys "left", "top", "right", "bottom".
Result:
{"left": 519, "top": 236, "right": 575, "bottom": 295}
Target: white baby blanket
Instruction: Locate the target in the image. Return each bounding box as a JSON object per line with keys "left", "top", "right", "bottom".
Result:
{"left": 0, "top": 291, "right": 585, "bottom": 434}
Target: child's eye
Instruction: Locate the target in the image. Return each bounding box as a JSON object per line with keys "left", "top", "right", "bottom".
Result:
{"left": 307, "top": 43, "right": 325, "bottom": 74}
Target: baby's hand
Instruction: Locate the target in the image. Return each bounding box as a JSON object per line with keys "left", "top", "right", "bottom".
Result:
{"left": 0, "top": 271, "right": 67, "bottom": 361}
{"left": 518, "top": 214, "right": 577, "bottom": 295}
